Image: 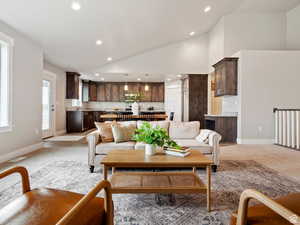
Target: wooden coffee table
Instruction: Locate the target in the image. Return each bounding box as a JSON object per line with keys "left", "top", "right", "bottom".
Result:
{"left": 101, "top": 149, "right": 213, "bottom": 211}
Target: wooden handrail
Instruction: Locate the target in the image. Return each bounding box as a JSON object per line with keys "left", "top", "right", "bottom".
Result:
{"left": 56, "top": 180, "right": 113, "bottom": 225}
{"left": 0, "top": 166, "right": 31, "bottom": 193}
{"left": 236, "top": 189, "right": 299, "bottom": 225}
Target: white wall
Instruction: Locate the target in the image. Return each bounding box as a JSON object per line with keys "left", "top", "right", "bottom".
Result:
{"left": 208, "top": 18, "right": 225, "bottom": 72}
{"left": 287, "top": 4, "right": 300, "bottom": 50}
{"left": 224, "top": 13, "right": 286, "bottom": 56}
{"left": 98, "top": 34, "right": 209, "bottom": 74}
{"left": 43, "top": 61, "right": 66, "bottom": 134}
{"left": 237, "top": 50, "right": 300, "bottom": 144}
{"left": 0, "top": 20, "right": 43, "bottom": 159}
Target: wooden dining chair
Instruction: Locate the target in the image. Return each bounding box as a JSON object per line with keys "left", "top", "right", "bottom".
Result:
{"left": 231, "top": 189, "right": 300, "bottom": 225}
{"left": 0, "top": 166, "right": 114, "bottom": 225}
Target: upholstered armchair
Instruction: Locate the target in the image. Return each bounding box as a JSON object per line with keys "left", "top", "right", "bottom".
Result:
{"left": 231, "top": 189, "right": 300, "bottom": 225}
{"left": 0, "top": 166, "right": 114, "bottom": 225}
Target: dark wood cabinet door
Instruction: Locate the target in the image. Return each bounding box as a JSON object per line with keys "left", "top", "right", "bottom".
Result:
{"left": 97, "top": 83, "right": 106, "bottom": 101}
{"left": 111, "top": 83, "right": 120, "bottom": 102}
{"left": 140, "top": 84, "right": 152, "bottom": 102}
{"left": 157, "top": 83, "right": 165, "bottom": 102}
{"left": 104, "top": 83, "right": 112, "bottom": 101}
{"left": 89, "top": 82, "right": 97, "bottom": 101}
{"left": 118, "top": 83, "right": 125, "bottom": 101}
{"left": 66, "top": 72, "right": 80, "bottom": 99}
{"left": 67, "top": 111, "right": 83, "bottom": 133}
{"left": 213, "top": 58, "right": 238, "bottom": 97}
{"left": 151, "top": 84, "right": 159, "bottom": 102}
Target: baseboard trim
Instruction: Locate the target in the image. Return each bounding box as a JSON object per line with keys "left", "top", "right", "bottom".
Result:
{"left": 55, "top": 129, "right": 66, "bottom": 136}
{"left": 0, "top": 142, "right": 44, "bottom": 164}
{"left": 237, "top": 138, "right": 274, "bottom": 145}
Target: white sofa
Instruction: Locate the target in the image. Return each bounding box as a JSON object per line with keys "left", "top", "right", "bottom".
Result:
{"left": 87, "top": 121, "right": 222, "bottom": 173}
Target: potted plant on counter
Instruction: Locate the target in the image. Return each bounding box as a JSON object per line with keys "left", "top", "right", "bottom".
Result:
{"left": 133, "top": 122, "right": 180, "bottom": 156}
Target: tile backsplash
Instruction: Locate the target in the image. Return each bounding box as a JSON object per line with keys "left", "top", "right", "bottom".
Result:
{"left": 222, "top": 96, "right": 239, "bottom": 113}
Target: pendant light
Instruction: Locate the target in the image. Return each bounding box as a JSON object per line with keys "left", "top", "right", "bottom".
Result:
{"left": 124, "top": 74, "right": 129, "bottom": 91}
{"left": 145, "top": 74, "right": 149, "bottom": 91}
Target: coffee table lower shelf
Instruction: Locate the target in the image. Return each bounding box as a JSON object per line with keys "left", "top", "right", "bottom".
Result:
{"left": 109, "top": 171, "right": 211, "bottom": 211}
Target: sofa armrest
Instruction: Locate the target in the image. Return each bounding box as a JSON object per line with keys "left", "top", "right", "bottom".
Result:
{"left": 197, "top": 129, "right": 221, "bottom": 166}
{"left": 86, "top": 131, "right": 101, "bottom": 166}
{"left": 208, "top": 131, "right": 221, "bottom": 165}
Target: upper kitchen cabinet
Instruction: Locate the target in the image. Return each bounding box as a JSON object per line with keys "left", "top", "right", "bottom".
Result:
{"left": 111, "top": 83, "right": 121, "bottom": 102}
{"left": 66, "top": 72, "right": 80, "bottom": 99}
{"left": 140, "top": 83, "right": 152, "bottom": 102}
{"left": 213, "top": 58, "right": 238, "bottom": 97}
{"left": 82, "top": 81, "right": 98, "bottom": 102}
{"left": 89, "top": 81, "right": 97, "bottom": 101}
{"left": 151, "top": 83, "right": 164, "bottom": 102}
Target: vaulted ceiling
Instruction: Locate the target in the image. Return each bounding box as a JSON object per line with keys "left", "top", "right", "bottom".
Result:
{"left": 0, "top": 0, "right": 299, "bottom": 74}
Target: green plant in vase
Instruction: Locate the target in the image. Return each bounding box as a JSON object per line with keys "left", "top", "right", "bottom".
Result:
{"left": 133, "top": 122, "right": 180, "bottom": 155}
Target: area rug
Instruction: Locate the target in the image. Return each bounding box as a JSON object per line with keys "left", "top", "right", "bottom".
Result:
{"left": 1, "top": 160, "right": 300, "bottom": 225}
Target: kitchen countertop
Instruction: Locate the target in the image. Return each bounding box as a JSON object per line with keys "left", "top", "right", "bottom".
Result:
{"left": 66, "top": 108, "right": 165, "bottom": 113}
{"left": 205, "top": 113, "right": 238, "bottom": 117}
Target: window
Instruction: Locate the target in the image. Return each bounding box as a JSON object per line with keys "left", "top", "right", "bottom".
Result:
{"left": 0, "top": 32, "right": 13, "bottom": 132}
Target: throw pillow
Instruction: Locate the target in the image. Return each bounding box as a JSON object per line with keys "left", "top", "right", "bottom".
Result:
{"left": 196, "top": 129, "right": 213, "bottom": 144}
{"left": 111, "top": 123, "right": 136, "bottom": 143}
{"left": 95, "top": 122, "right": 114, "bottom": 143}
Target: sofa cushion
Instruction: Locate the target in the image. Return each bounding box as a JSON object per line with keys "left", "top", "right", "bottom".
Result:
{"left": 96, "top": 141, "right": 136, "bottom": 154}
{"left": 137, "top": 121, "right": 170, "bottom": 134}
{"left": 111, "top": 123, "right": 136, "bottom": 143}
{"left": 169, "top": 121, "right": 200, "bottom": 139}
{"left": 95, "top": 122, "right": 114, "bottom": 143}
{"left": 173, "top": 139, "right": 212, "bottom": 154}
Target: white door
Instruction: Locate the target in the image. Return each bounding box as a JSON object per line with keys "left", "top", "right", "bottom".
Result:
{"left": 42, "top": 71, "right": 56, "bottom": 138}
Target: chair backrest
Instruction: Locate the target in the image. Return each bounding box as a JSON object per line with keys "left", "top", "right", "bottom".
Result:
{"left": 169, "top": 112, "right": 175, "bottom": 121}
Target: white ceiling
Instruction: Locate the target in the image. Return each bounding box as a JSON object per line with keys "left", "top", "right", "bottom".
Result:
{"left": 1, "top": 0, "right": 300, "bottom": 80}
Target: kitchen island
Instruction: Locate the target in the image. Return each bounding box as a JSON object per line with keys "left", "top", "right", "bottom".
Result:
{"left": 66, "top": 109, "right": 166, "bottom": 133}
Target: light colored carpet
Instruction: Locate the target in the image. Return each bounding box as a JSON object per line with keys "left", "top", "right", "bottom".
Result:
{"left": 1, "top": 160, "right": 299, "bottom": 225}
{"left": 44, "top": 136, "right": 85, "bottom": 142}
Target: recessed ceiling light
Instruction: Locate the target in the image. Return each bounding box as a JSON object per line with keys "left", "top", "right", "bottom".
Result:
{"left": 107, "top": 57, "right": 112, "bottom": 61}
{"left": 137, "top": 78, "right": 141, "bottom": 81}
{"left": 96, "top": 40, "right": 103, "bottom": 45}
{"left": 204, "top": 6, "right": 211, "bottom": 13}
{"left": 189, "top": 31, "right": 195, "bottom": 36}
{"left": 95, "top": 73, "right": 100, "bottom": 76}
{"left": 71, "top": 1, "right": 81, "bottom": 11}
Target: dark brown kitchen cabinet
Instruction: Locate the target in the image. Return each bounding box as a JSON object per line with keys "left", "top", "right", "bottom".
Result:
{"left": 67, "top": 111, "right": 100, "bottom": 133}
{"left": 119, "top": 84, "right": 125, "bottom": 101}
{"left": 104, "top": 83, "right": 112, "bottom": 101}
{"left": 66, "top": 72, "right": 80, "bottom": 99}
{"left": 140, "top": 84, "right": 152, "bottom": 102}
{"left": 97, "top": 83, "right": 106, "bottom": 102}
{"left": 85, "top": 81, "right": 165, "bottom": 102}
{"left": 213, "top": 57, "right": 238, "bottom": 97}
{"left": 151, "top": 84, "right": 160, "bottom": 102}
{"left": 157, "top": 83, "right": 165, "bottom": 102}
{"left": 111, "top": 83, "right": 120, "bottom": 102}
{"left": 89, "top": 82, "right": 97, "bottom": 101}
{"left": 205, "top": 115, "right": 237, "bottom": 143}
